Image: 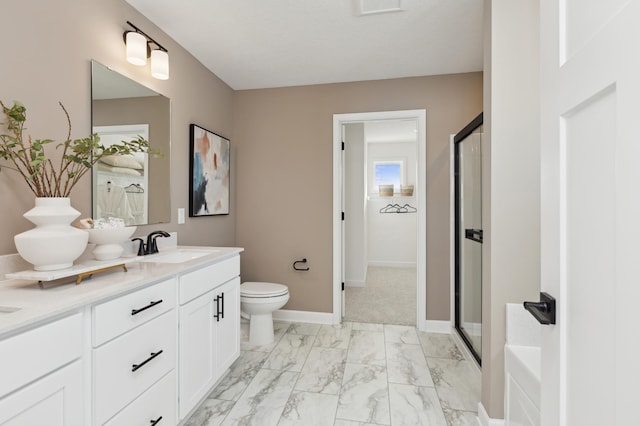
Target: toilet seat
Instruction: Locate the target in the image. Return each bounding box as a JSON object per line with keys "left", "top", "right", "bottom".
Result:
{"left": 240, "top": 282, "right": 289, "bottom": 298}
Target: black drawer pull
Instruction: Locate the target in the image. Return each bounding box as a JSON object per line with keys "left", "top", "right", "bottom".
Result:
{"left": 131, "top": 350, "right": 163, "bottom": 372}
{"left": 131, "top": 300, "right": 163, "bottom": 316}
{"left": 150, "top": 416, "right": 163, "bottom": 425}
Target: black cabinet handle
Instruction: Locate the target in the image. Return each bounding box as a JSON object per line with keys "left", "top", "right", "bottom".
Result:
{"left": 150, "top": 416, "right": 163, "bottom": 425}
{"left": 524, "top": 292, "right": 556, "bottom": 325}
{"left": 213, "top": 295, "right": 221, "bottom": 322}
{"left": 131, "top": 350, "right": 163, "bottom": 372}
{"left": 220, "top": 292, "right": 225, "bottom": 319}
{"left": 131, "top": 300, "right": 163, "bottom": 316}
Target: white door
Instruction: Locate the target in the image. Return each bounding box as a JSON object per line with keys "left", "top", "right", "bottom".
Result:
{"left": 540, "top": 1, "right": 640, "bottom": 425}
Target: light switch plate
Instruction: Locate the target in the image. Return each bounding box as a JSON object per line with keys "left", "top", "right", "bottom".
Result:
{"left": 178, "top": 208, "right": 185, "bottom": 224}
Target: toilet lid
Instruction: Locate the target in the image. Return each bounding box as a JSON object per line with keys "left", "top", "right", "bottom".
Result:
{"left": 241, "top": 282, "right": 288, "bottom": 297}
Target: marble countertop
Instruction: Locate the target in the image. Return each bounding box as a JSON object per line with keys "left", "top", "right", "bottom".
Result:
{"left": 0, "top": 246, "right": 243, "bottom": 337}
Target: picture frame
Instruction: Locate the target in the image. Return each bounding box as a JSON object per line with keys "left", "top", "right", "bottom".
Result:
{"left": 189, "top": 124, "right": 230, "bottom": 216}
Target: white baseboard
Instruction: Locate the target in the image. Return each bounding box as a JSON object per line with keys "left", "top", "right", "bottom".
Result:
{"left": 422, "top": 320, "right": 452, "bottom": 334}
{"left": 367, "top": 261, "right": 417, "bottom": 268}
{"left": 272, "top": 309, "right": 335, "bottom": 324}
{"left": 477, "top": 402, "right": 505, "bottom": 426}
{"left": 345, "top": 280, "right": 365, "bottom": 288}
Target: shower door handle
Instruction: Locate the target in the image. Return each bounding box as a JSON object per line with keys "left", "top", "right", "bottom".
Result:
{"left": 465, "top": 228, "right": 483, "bottom": 243}
{"left": 524, "top": 292, "right": 556, "bottom": 325}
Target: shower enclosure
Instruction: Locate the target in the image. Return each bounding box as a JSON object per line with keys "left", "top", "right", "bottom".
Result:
{"left": 454, "top": 113, "right": 483, "bottom": 364}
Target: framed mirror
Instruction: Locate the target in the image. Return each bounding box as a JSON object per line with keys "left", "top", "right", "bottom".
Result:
{"left": 91, "top": 61, "right": 171, "bottom": 225}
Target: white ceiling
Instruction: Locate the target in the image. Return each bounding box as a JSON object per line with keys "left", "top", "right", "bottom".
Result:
{"left": 365, "top": 120, "right": 417, "bottom": 143}
{"left": 124, "top": 0, "right": 484, "bottom": 90}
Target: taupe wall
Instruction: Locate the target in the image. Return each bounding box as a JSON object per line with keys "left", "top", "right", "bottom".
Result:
{"left": 482, "top": 0, "right": 540, "bottom": 418}
{"left": 234, "top": 74, "right": 483, "bottom": 319}
{"left": 0, "top": 0, "right": 235, "bottom": 254}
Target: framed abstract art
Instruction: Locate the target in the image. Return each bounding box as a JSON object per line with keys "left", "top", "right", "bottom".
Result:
{"left": 189, "top": 124, "right": 230, "bottom": 216}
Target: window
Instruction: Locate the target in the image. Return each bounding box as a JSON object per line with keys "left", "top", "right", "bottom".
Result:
{"left": 372, "top": 160, "right": 404, "bottom": 194}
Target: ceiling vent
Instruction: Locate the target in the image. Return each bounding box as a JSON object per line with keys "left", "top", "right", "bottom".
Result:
{"left": 356, "top": 0, "right": 402, "bottom": 16}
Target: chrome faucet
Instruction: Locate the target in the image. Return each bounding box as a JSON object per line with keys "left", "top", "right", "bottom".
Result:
{"left": 132, "top": 231, "right": 171, "bottom": 256}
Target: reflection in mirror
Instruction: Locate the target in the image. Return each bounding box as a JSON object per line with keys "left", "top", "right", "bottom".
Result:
{"left": 91, "top": 61, "right": 171, "bottom": 225}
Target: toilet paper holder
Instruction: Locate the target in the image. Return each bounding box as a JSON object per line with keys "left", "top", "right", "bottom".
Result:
{"left": 293, "top": 258, "right": 309, "bottom": 271}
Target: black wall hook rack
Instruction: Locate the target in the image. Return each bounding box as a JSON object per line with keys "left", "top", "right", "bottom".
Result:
{"left": 293, "top": 258, "right": 310, "bottom": 271}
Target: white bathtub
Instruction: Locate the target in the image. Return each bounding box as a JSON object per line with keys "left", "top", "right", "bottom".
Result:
{"left": 504, "top": 303, "right": 542, "bottom": 425}
{"left": 505, "top": 344, "right": 541, "bottom": 426}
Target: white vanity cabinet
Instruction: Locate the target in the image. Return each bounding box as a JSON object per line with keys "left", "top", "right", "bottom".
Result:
{"left": 92, "top": 278, "right": 177, "bottom": 425}
{"left": 0, "top": 313, "right": 84, "bottom": 426}
{"left": 178, "top": 255, "right": 240, "bottom": 419}
{"left": 0, "top": 246, "right": 243, "bottom": 426}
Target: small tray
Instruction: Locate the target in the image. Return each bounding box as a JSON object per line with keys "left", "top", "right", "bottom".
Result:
{"left": 6, "top": 257, "right": 138, "bottom": 284}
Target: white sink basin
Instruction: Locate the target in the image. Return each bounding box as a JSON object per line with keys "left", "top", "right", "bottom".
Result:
{"left": 138, "top": 249, "right": 217, "bottom": 264}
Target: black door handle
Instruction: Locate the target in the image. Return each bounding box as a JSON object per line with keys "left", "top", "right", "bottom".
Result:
{"left": 524, "top": 292, "right": 556, "bottom": 325}
{"left": 150, "top": 416, "right": 163, "bottom": 425}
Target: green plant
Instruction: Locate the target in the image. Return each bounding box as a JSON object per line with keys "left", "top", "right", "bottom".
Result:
{"left": 0, "top": 100, "right": 154, "bottom": 197}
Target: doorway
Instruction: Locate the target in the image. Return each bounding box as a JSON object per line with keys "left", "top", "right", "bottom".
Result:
{"left": 342, "top": 120, "right": 418, "bottom": 325}
{"left": 332, "top": 110, "right": 427, "bottom": 329}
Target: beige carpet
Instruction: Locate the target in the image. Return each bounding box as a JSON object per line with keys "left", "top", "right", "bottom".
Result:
{"left": 344, "top": 266, "right": 416, "bottom": 325}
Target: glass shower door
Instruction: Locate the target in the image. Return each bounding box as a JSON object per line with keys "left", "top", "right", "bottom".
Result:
{"left": 454, "top": 114, "right": 483, "bottom": 364}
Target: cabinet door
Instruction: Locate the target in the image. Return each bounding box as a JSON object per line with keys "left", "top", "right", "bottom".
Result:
{"left": 215, "top": 277, "right": 240, "bottom": 377}
{"left": 179, "top": 289, "right": 216, "bottom": 419}
{"left": 0, "top": 361, "right": 83, "bottom": 426}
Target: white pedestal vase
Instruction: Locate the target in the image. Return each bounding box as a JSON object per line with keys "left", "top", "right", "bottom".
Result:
{"left": 14, "top": 198, "right": 89, "bottom": 271}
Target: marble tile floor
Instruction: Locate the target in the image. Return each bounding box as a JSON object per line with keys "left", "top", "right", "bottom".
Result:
{"left": 184, "top": 321, "right": 480, "bottom": 426}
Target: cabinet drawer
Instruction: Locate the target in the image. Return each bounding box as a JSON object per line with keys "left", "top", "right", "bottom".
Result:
{"left": 93, "top": 310, "right": 176, "bottom": 425}
{"left": 93, "top": 278, "right": 176, "bottom": 346}
{"left": 179, "top": 255, "right": 240, "bottom": 304}
{"left": 104, "top": 371, "right": 176, "bottom": 426}
{"left": 0, "top": 313, "right": 83, "bottom": 399}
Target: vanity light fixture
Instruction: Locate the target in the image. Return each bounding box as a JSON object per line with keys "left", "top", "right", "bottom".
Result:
{"left": 123, "top": 21, "right": 169, "bottom": 80}
{"left": 125, "top": 31, "right": 147, "bottom": 66}
{"left": 151, "top": 49, "right": 169, "bottom": 80}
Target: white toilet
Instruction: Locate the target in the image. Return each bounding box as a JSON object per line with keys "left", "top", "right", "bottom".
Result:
{"left": 240, "top": 282, "right": 289, "bottom": 346}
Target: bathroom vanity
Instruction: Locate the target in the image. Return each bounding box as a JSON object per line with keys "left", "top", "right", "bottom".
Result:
{"left": 0, "top": 246, "right": 242, "bottom": 426}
